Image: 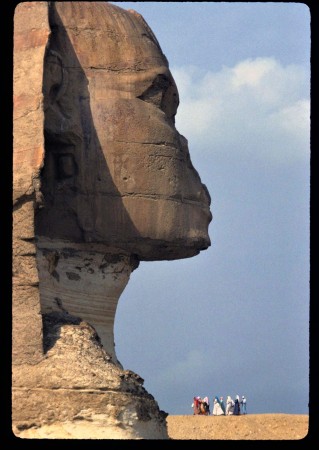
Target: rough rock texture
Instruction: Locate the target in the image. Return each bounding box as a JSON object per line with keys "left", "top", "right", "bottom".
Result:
{"left": 13, "top": 1, "right": 212, "bottom": 439}
{"left": 13, "top": 0, "right": 49, "bottom": 368}
{"left": 37, "top": 1, "right": 212, "bottom": 260}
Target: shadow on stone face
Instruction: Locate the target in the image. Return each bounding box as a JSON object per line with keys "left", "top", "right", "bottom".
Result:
{"left": 36, "top": 3, "right": 140, "bottom": 247}
{"left": 36, "top": 2, "right": 212, "bottom": 261}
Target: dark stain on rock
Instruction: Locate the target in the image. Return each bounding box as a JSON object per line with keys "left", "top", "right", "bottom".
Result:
{"left": 61, "top": 248, "right": 76, "bottom": 259}
{"left": 43, "top": 250, "right": 60, "bottom": 273}
{"left": 101, "top": 253, "right": 123, "bottom": 265}
{"left": 16, "top": 423, "right": 38, "bottom": 431}
{"left": 66, "top": 271, "right": 81, "bottom": 280}
{"left": 52, "top": 270, "right": 60, "bottom": 281}
{"left": 54, "top": 297, "right": 69, "bottom": 314}
{"left": 99, "top": 262, "right": 108, "bottom": 271}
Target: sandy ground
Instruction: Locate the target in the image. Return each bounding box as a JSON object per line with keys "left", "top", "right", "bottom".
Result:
{"left": 166, "top": 414, "right": 309, "bottom": 440}
{"left": 14, "top": 413, "right": 309, "bottom": 440}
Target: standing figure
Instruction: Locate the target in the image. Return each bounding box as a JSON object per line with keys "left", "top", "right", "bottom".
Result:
{"left": 233, "top": 396, "right": 241, "bottom": 415}
{"left": 212, "top": 396, "right": 224, "bottom": 415}
{"left": 192, "top": 396, "right": 201, "bottom": 415}
{"left": 203, "top": 396, "right": 210, "bottom": 415}
{"left": 226, "top": 396, "right": 234, "bottom": 415}
{"left": 241, "top": 395, "right": 247, "bottom": 414}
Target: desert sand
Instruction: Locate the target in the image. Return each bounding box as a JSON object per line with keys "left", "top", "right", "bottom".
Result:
{"left": 14, "top": 413, "right": 309, "bottom": 440}
{"left": 166, "top": 414, "right": 309, "bottom": 440}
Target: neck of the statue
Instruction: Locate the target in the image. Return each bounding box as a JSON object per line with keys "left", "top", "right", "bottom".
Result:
{"left": 36, "top": 239, "right": 135, "bottom": 366}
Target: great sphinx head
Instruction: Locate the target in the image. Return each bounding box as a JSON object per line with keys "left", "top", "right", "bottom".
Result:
{"left": 37, "top": 1, "right": 212, "bottom": 260}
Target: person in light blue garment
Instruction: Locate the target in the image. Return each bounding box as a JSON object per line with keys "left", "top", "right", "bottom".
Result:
{"left": 241, "top": 395, "right": 247, "bottom": 414}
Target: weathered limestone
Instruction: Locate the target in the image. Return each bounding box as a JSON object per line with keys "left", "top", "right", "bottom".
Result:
{"left": 36, "top": 241, "right": 139, "bottom": 364}
{"left": 13, "top": 2, "right": 212, "bottom": 439}
{"left": 13, "top": 1, "right": 49, "bottom": 368}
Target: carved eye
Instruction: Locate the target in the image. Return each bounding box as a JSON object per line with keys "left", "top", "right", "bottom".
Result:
{"left": 137, "top": 73, "right": 179, "bottom": 121}
{"left": 138, "top": 74, "right": 170, "bottom": 106}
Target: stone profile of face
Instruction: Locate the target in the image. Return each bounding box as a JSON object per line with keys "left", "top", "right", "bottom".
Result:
{"left": 37, "top": 2, "right": 212, "bottom": 260}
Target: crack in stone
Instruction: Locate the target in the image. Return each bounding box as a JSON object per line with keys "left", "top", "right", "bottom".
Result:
{"left": 13, "top": 191, "right": 35, "bottom": 211}
{"left": 14, "top": 101, "right": 42, "bottom": 121}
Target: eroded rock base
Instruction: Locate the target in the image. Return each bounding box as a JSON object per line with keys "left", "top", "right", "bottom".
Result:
{"left": 12, "top": 316, "right": 169, "bottom": 439}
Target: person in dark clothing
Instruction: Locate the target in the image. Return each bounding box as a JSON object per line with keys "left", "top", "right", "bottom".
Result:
{"left": 233, "top": 397, "right": 240, "bottom": 415}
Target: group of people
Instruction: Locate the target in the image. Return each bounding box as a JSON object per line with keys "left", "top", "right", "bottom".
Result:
{"left": 192, "top": 395, "right": 247, "bottom": 416}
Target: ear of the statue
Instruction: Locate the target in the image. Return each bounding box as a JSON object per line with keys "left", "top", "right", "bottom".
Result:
{"left": 44, "top": 50, "right": 68, "bottom": 106}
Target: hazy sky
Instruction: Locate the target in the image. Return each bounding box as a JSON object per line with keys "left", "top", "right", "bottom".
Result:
{"left": 110, "top": 1, "right": 310, "bottom": 416}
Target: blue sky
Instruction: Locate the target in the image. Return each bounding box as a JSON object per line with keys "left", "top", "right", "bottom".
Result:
{"left": 110, "top": 1, "right": 310, "bottom": 416}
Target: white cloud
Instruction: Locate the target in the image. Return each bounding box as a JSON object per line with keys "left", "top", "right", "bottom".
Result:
{"left": 231, "top": 58, "right": 277, "bottom": 88}
{"left": 171, "top": 57, "right": 310, "bottom": 164}
{"left": 268, "top": 99, "right": 310, "bottom": 136}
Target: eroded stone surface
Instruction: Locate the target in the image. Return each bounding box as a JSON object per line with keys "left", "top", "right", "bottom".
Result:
{"left": 13, "top": 1, "right": 212, "bottom": 439}
{"left": 12, "top": 314, "right": 168, "bottom": 439}
{"left": 36, "top": 1, "right": 212, "bottom": 260}
{"left": 36, "top": 240, "right": 139, "bottom": 364}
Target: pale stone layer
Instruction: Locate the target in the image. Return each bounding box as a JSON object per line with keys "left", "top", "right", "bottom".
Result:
{"left": 36, "top": 240, "right": 138, "bottom": 364}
